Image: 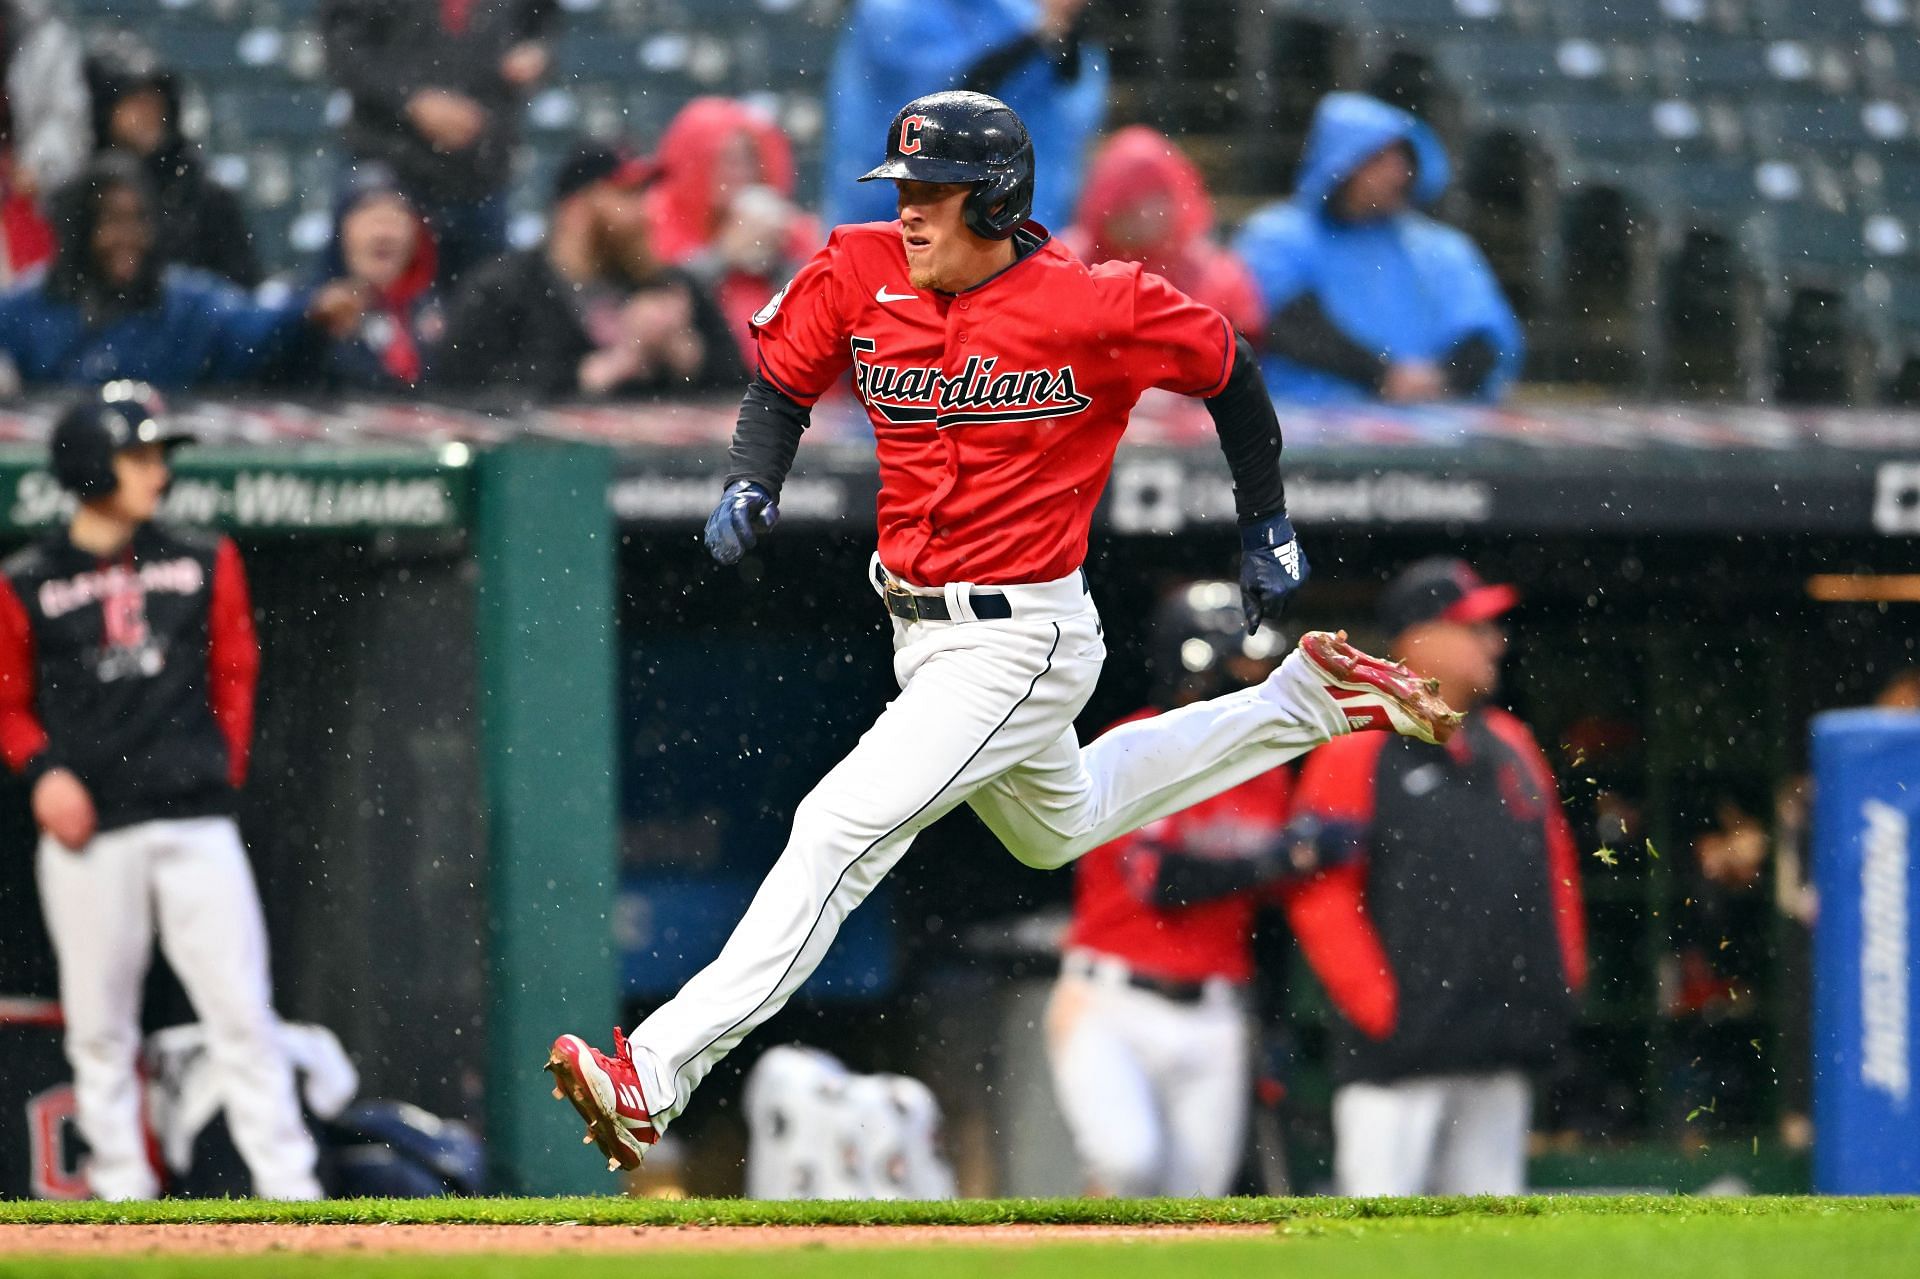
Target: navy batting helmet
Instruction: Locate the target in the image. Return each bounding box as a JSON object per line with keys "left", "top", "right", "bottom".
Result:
{"left": 49, "top": 381, "right": 194, "bottom": 499}
{"left": 1150, "top": 581, "right": 1290, "bottom": 707}
{"left": 858, "top": 91, "right": 1035, "bottom": 240}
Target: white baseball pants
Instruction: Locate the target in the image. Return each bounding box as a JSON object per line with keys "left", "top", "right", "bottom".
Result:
{"left": 628, "top": 564, "right": 1349, "bottom": 1128}
{"left": 36, "top": 815, "right": 322, "bottom": 1200}
{"left": 1045, "top": 954, "right": 1250, "bottom": 1197}
{"left": 1333, "top": 1070, "right": 1531, "bottom": 1196}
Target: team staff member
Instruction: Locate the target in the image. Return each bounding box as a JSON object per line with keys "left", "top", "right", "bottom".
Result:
{"left": 1284, "top": 558, "right": 1587, "bottom": 1196}
{"left": 545, "top": 91, "right": 1463, "bottom": 1172}
{"left": 0, "top": 383, "right": 321, "bottom": 1201}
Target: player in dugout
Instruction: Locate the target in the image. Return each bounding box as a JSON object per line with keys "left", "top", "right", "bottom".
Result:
{"left": 0, "top": 383, "right": 322, "bottom": 1200}
{"left": 546, "top": 91, "right": 1464, "bottom": 1172}
{"left": 1042, "top": 583, "right": 1312, "bottom": 1195}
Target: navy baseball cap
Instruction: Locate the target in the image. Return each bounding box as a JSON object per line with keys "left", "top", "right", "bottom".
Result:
{"left": 552, "top": 145, "right": 660, "bottom": 203}
{"left": 1378, "top": 557, "right": 1518, "bottom": 636}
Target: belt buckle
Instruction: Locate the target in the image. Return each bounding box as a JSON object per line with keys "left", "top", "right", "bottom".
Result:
{"left": 884, "top": 579, "right": 922, "bottom": 621}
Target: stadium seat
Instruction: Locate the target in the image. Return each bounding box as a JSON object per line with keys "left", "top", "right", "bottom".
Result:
{"left": 1756, "top": 205, "right": 1875, "bottom": 280}
{"left": 1659, "top": 227, "right": 1758, "bottom": 396}
{"left": 1553, "top": 0, "right": 1725, "bottom": 37}
{"left": 1758, "top": 99, "right": 1911, "bottom": 151}
{"left": 1551, "top": 98, "right": 1730, "bottom": 167}
{"left": 144, "top": 16, "right": 248, "bottom": 78}
{"left": 1751, "top": 0, "right": 1914, "bottom": 38}
{"left": 1430, "top": 35, "right": 1625, "bottom": 102}
{"left": 1661, "top": 35, "right": 1854, "bottom": 98}
{"left": 1350, "top": 0, "right": 1529, "bottom": 39}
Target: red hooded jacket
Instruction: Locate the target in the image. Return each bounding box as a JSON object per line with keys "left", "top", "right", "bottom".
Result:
{"left": 645, "top": 96, "right": 818, "bottom": 266}
{"left": 1062, "top": 127, "right": 1264, "bottom": 336}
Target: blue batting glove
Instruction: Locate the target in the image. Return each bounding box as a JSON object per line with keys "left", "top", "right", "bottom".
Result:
{"left": 704, "top": 480, "right": 780, "bottom": 566}
{"left": 1238, "top": 512, "right": 1309, "bottom": 633}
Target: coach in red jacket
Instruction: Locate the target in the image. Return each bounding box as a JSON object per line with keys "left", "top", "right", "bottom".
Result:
{"left": 1284, "top": 557, "right": 1587, "bottom": 1196}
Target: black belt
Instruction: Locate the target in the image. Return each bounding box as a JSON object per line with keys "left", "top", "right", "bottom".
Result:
{"left": 882, "top": 584, "right": 1012, "bottom": 622}
{"left": 1126, "top": 972, "right": 1210, "bottom": 1005}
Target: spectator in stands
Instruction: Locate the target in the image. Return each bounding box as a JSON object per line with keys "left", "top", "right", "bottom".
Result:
{"left": 435, "top": 145, "right": 743, "bottom": 401}
{"left": 1063, "top": 126, "right": 1263, "bottom": 336}
{"left": 321, "top": 0, "right": 557, "bottom": 286}
{"left": 0, "top": 0, "right": 90, "bottom": 283}
{"left": 0, "top": 154, "right": 363, "bottom": 390}
{"left": 302, "top": 165, "right": 440, "bottom": 394}
{"left": 1281, "top": 558, "right": 1586, "bottom": 1195}
{"left": 689, "top": 184, "right": 814, "bottom": 364}
{"left": 85, "top": 36, "right": 259, "bottom": 287}
{"left": 1235, "top": 93, "right": 1522, "bottom": 405}
{"left": 823, "top": 0, "right": 1107, "bottom": 230}
{"left": 646, "top": 97, "right": 818, "bottom": 267}
{"left": 646, "top": 98, "right": 820, "bottom": 362}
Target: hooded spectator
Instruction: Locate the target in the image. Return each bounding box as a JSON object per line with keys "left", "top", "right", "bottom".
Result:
{"left": 1235, "top": 93, "right": 1523, "bottom": 405}
{"left": 645, "top": 97, "right": 818, "bottom": 267}
{"left": 85, "top": 36, "right": 259, "bottom": 287}
{"left": 0, "top": 154, "right": 362, "bottom": 390}
{"left": 321, "top": 0, "right": 557, "bottom": 286}
{"left": 0, "top": 0, "right": 90, "bottom": 281}
{"left": 1063, "top": 126, "right": 1264, "bottom": 336}
{"left": 823, "top": 0, "right": 1107, "bottom": 230}
{"left": 647, "top": 98, "right": 821, "bottom": 362}
{"left": 306, "top": 167, "right": 440, "bottom": 393}
{"left": 435, "top": 144, "right": 744, "bottom": 402}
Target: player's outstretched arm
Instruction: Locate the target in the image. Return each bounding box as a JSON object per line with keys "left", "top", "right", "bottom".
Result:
{"left": 1203, "top": 334, "right": 1309, "bottom": 632}
{"left": 704, "top": 375, "right": 813, "bottom": 566}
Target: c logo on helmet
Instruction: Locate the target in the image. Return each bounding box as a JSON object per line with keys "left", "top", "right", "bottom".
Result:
{"left": 898, "top": 115, "right": 927, "bottom": 155}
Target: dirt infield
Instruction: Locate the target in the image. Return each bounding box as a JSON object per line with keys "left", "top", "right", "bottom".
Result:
{"left": 0, "top": 1222, "right": 1277, "bottom": 1255}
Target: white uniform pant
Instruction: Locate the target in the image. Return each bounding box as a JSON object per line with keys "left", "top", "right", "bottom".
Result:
{"left": 629, "top": 565, "right": 1348, "bottom": 1127}
{"left": 36, "top": 815, "right": 321, "bottom": 1200}
{"left": 1333, "top": 1070, "right": 1531, "bottom": 1196}
{"left": 1045, "top": 955, "right": 1249, "bottom": 1197}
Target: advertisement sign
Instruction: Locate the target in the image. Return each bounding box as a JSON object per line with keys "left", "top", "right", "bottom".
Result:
{"left": 1811, "top": 710, "right": 1920, "bottom": 1193}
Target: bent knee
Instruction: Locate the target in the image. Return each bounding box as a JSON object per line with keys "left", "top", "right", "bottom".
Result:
{"left": 1001, "top": 829, "right": 1099, "bottom": 871}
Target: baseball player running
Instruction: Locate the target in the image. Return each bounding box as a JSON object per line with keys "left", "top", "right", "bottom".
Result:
{"left": 547, "top": 91, "right": 1461, "bottom": 1172}
{"left": 0, "top": 383, "right": 321, "bottom": 1200}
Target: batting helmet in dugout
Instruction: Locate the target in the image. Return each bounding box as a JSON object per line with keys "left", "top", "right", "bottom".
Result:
{"left": 859, "top": 90, "right": 1036, "bottom": 240}
{"left": 50, "top": 381, "right": 195, "bottom": 499}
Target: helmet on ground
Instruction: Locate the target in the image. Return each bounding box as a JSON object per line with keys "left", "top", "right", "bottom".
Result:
{"left": 858, "top": 91, "right": 1035, "bottom": 240}
{"left": 49, "top": 381, "right": 195, "bottom": 499}
{"left": 1150, "top": 580, "right": 1289, "bottom": 707}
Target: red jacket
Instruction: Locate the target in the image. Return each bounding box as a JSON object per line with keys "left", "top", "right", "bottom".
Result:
{"left": 1061, "top": 126, "right": 1265, "bottom": 337}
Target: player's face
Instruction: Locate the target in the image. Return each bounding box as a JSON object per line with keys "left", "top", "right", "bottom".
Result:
{"left": 895, "top": 180, "right": 995, "bottom": 291}
{"left": 105, "top": 443, "right": 170, "bottom": 523}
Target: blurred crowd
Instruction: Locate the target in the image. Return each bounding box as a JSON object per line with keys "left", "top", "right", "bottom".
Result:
{"left": 0, "top": 0, "right": 1529, "bottom": 412}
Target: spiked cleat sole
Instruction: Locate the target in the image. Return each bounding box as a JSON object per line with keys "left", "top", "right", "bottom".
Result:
{"left": 544, "top": 1050, "right": 649, "bottom": 1172}
{"left": 1299, "top": 629, "right": 1465, "bottom": 746}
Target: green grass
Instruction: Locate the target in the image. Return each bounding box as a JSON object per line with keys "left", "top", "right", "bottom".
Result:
{"left": 2, "top": 1196, "right": 1917, "bottom": 1279}
{"left": 3, "top": 1193, "right": 1914, "bottom": 1226}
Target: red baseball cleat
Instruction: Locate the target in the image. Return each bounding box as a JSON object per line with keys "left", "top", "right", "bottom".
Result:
{"left": 1298, "top": 630, "right": 1464, "bottom": 746}
{"left": 545, "top": 1029, "right": 660, "bottom": 1171}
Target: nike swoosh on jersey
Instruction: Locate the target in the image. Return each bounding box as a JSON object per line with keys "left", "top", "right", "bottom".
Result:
{"left": 875, "top": 286, "right": 918, "bottom": 303}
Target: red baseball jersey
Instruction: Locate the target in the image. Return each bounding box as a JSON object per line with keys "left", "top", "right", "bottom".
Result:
{"left": 1065, "top": 710, "right": 1294, "bottom": 985}
{"left": 750, "top": 222, "right": 1237, "bottom": 585}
